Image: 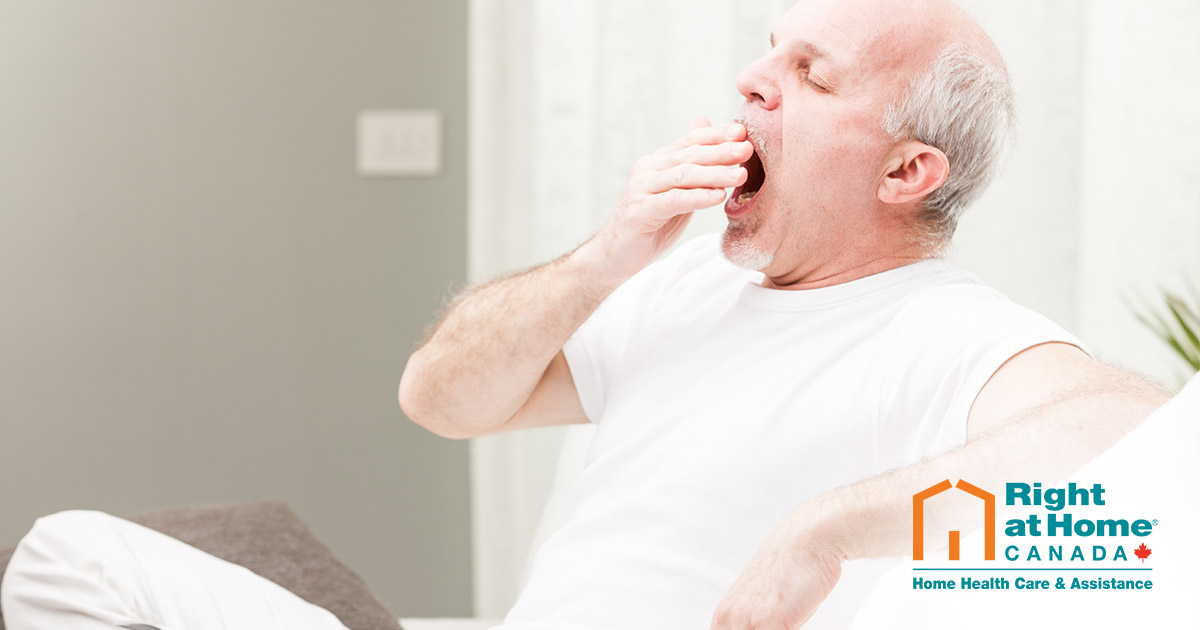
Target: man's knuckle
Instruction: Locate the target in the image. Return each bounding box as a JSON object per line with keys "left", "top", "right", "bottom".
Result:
{"left": 672, "top": 165, "right": 691, "bottom": 187}
{"left": 751, "top": 617, "right": 782, "bottom": 630}
{"left": 628, "top": 172, "right": 648, "bottom": 191}
{"left": 748, "top": 615, "right": 772, "bottom": 630}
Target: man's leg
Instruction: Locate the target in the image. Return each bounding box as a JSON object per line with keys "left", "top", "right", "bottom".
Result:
{"left": 1, "top": 510, "right": 350, "bottom": 630}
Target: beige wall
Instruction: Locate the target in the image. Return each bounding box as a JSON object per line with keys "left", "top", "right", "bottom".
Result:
{"left": 0, "top": 0, "right": 471, "bottom": 616}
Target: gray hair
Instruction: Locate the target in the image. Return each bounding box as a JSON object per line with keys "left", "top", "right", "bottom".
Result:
{"left": 882, "top": 43, "right": 1016, "bottom": 246}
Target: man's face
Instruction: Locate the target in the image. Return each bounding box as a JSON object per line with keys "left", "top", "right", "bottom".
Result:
{"left": 722, "top": 0, "right": 944, "bottom": 281}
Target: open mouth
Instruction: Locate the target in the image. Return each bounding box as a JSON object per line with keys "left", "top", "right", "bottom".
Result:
{"left": 734, "top": 145, "right": 766, "bottom": 204}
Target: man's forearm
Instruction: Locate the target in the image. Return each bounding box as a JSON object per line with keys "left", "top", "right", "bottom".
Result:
{"left": 804, "top": 365, "right": 1168, "bottom": 562}
{"left": 398, "top": 241, "right": 625, "bottom": 438}
{"left": 401, "top": 119, "right": 750, "bottom": 439}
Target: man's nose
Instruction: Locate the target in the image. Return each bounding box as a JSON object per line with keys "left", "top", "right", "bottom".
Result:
{"left": 736, "top": 55, "right": 781, "bottom": 110}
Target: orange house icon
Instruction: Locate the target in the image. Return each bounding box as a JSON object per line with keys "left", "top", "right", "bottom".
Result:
{"left": 913, "top": 479, "right": 995, "bottom": 561}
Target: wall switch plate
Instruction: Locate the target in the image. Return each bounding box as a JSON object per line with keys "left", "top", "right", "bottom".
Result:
{"left": 357, "top": 110, "right": 441, "bottom": 177}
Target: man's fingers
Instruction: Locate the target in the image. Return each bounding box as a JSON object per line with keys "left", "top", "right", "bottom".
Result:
{"left": 642, "top": 141, "right": 754, "bottom": 170}
{"left": 660, "top": 123, "right": 747, "bottom": 154}
{"left": 688, "top": 122, "right": 746, "bottom": 145}
{"left": 641, "top": 163, "right": 746, "bottom": 194}
{"left": 688, "top": 115, "right": 713, "bottom": 132}
{"left": 642, "top": 187, "right": 728, "bottom": 218}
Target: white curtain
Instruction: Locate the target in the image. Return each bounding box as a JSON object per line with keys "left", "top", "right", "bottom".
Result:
{"left": 467, "top": 0, "right": 1200, "bottom": 617}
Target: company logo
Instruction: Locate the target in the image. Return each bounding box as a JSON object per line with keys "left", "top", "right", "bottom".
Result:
{"left": 909, "top": 480, "right": 1158, "bottom": 594}
{"left": 913, "top": 479, "right": 995, "bottom": 561}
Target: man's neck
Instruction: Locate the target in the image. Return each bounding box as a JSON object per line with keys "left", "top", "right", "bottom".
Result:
{"left": 760, "top": 240, "right": 939, "bottom": 291}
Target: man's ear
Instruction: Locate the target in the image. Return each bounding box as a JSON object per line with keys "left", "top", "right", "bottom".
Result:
{"left": 876, "top": 141, "right": 949, "bottom": 205}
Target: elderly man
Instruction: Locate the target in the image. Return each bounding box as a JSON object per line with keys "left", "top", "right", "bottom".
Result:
{"left": 0, "top": 0, "right": 1166, "bottom": 629}
{"left": 401, "top": 0, "right": 1164, "bottom": 628}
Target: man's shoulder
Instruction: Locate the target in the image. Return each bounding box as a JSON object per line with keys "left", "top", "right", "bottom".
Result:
{"left": 888, "top": 262, "right": 1077, "bottom": 353}
{"left": 661, "top": 233, "right": 724, "bottom": 267}
{"left": 648, "top": 233, "right": 752, "bottom": 288}
{"left": 896, "top": 263, "right": 1008, "bottom": 309}
{"left": 588, "top": 233, "right": 747, "bottom": 326}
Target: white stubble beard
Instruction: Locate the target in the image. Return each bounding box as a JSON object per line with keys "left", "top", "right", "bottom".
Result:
{"left": 721, "top": 219, "right": 774, "bottom": 271}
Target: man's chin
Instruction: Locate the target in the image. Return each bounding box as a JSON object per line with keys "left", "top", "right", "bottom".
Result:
{"left": 721, "top": 230, "right": 774, "bottom": 271}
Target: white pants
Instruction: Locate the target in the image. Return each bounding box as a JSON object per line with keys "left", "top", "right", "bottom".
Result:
{"left": 1, "top": 510, "right": 350, "bottom": 630}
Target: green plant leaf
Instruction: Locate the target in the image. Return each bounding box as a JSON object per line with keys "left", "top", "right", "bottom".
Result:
{"left": 1165, "top": 296, "right": 1200, "bottom": 355}
{"left": 1167, "top": 292, "right": 1200, "bottom": 329}
{"left": 1127, "top": 281, "right": 1200, "bottom": 376}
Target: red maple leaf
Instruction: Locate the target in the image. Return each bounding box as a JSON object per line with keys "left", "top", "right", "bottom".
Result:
{"left": 1134, "top": 543, "right": 1152, "bottom": 563}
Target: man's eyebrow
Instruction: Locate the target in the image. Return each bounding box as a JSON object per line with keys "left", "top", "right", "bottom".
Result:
{"left": 768, "top": 33, "right": 831, "bottom": 60}
{"left": 802, "top": 42, "right": 829, "bottom": 59}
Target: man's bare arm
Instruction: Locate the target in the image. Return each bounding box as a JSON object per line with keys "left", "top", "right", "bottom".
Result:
{"left": 814, "top": 355, "right": 1168, "bottom": 562}
{"left": 399, "top": 252, "right": 615, "bottom": 439}
{"left": 399, "top": 118, "right": 752, "bottom": 439}
{"left": 711, "top": 353, "right": 1168, "bottom": 629}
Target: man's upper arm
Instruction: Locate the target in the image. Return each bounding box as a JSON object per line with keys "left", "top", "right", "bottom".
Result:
{"left": 491, "top": 350, "right": 590, "bottom": 435}
{"left": 966, "top": 341, "right": 1115, "bottom": 440}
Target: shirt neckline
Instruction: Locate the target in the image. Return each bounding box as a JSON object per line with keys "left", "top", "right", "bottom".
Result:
{"left": 737, "top": 258, "right": 950, "bottom": 311}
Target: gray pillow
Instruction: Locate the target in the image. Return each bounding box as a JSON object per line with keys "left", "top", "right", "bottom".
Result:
{"left": 0, "top": 502, "right": 402, "bottom": 630}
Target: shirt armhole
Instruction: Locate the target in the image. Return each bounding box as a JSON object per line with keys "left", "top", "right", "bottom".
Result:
{"left": 563, "top": 329, "right": 606, "bottom": 423}
{"left": 936, "top": 328, "right": 1090, "bottom": 451}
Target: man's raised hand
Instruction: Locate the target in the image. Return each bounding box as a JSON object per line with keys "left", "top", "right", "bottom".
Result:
{"left": 578, "top": 117, "right": 751, "bottom": 282}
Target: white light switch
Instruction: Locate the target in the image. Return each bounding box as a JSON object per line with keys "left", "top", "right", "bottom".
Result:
{"left": 357, "top": 110, "right": 441, "bottom": 176}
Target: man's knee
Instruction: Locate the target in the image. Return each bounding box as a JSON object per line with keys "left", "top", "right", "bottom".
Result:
{"left": 20, "top": 509, "right": 122, "bottom": 550}
{"left": 28, "top": 509, "right": 115, "bottom": 534}
{"left": 2, "top": 511, "right": 150, "bottom": 629}
{"left": 9, "top": 509, "right": 134, "bottom": 577}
